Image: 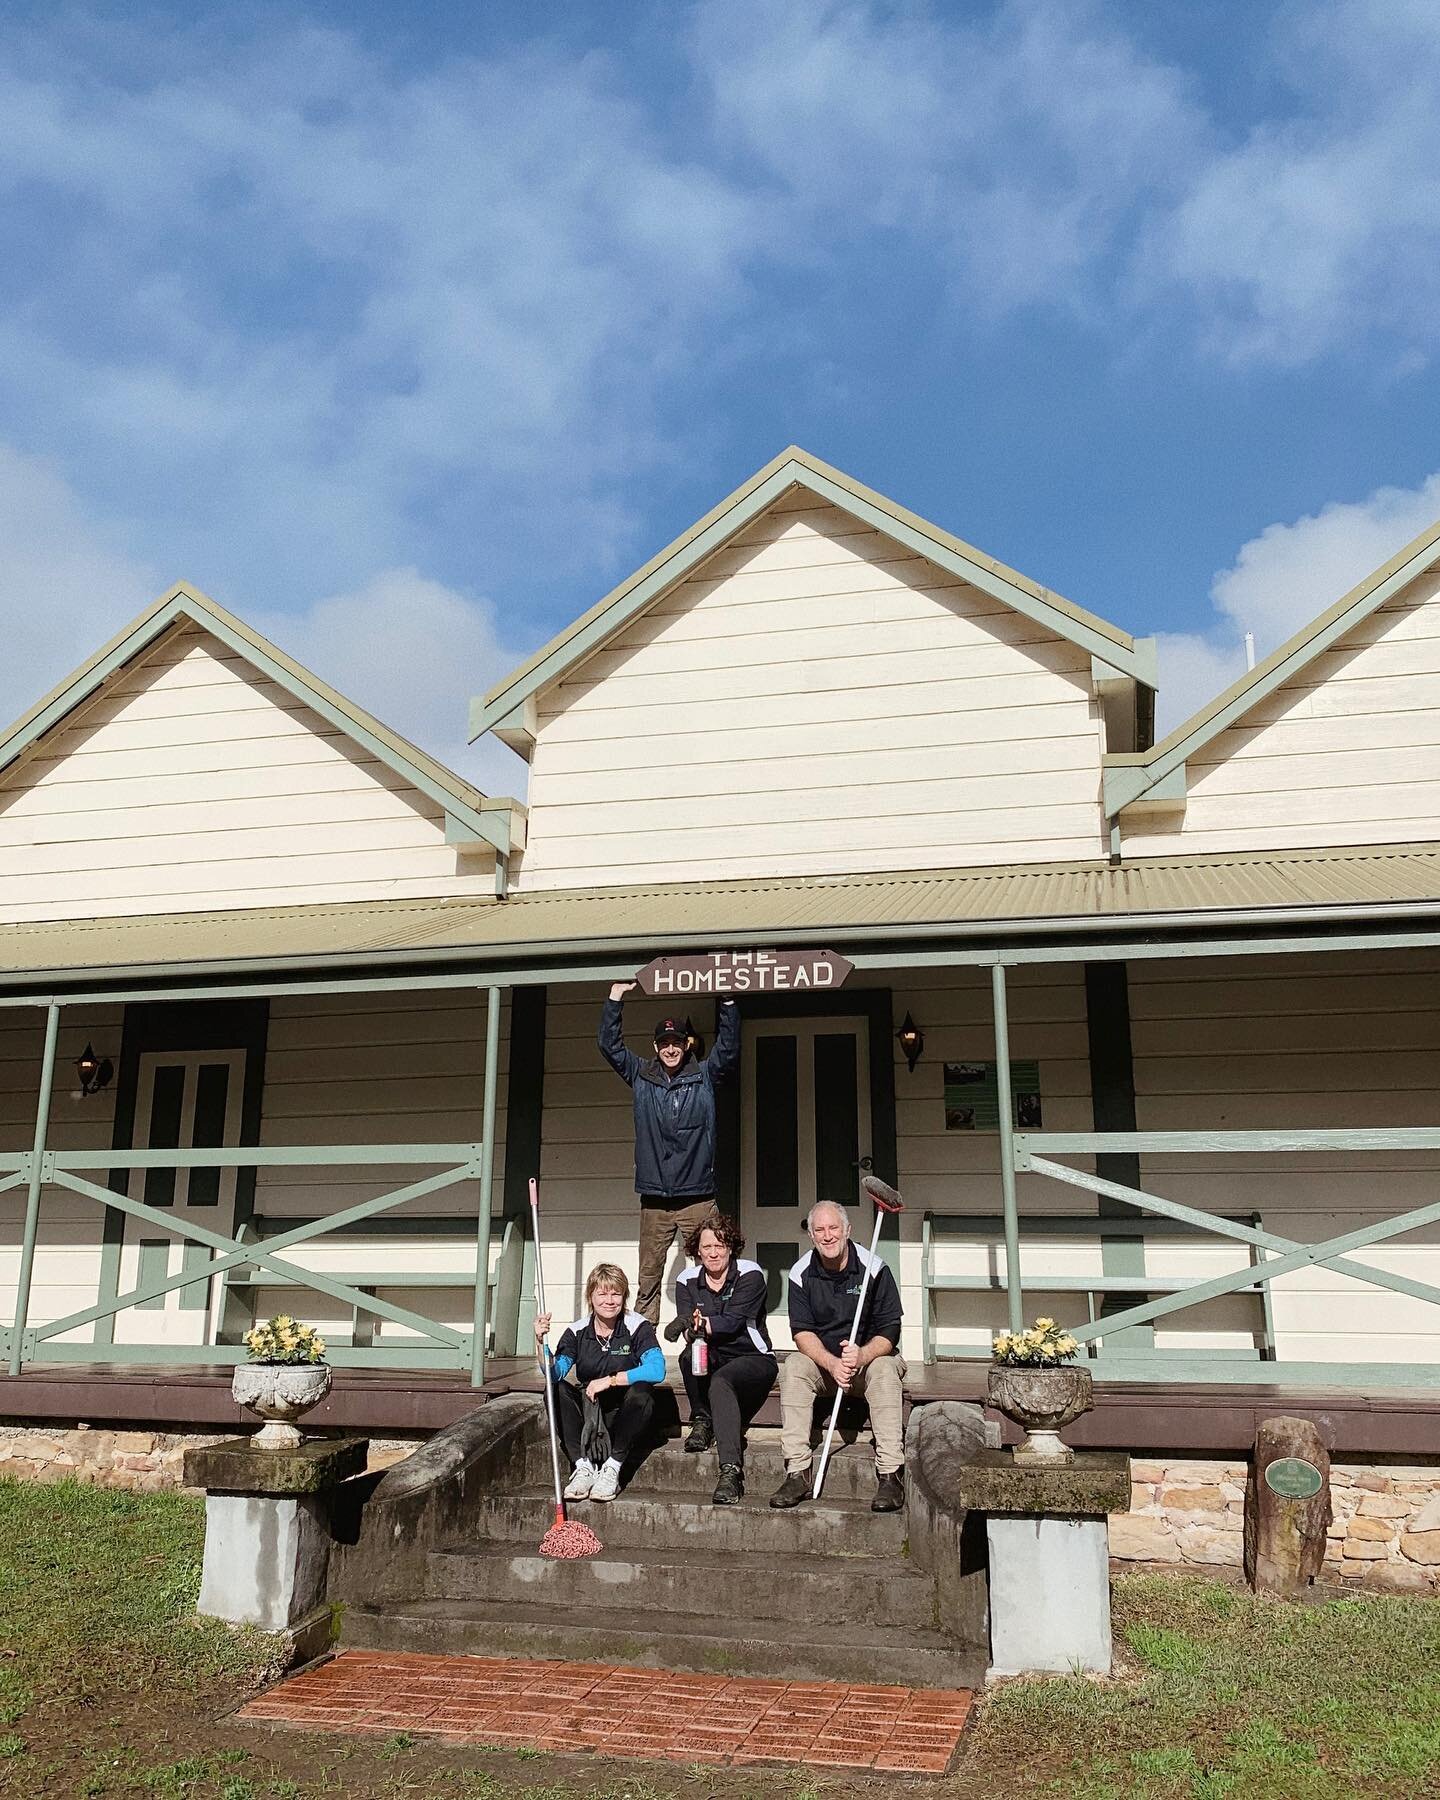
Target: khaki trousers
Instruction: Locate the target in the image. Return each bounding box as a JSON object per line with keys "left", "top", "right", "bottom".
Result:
{"left": 778, "top": 1349, "right": 907, "bottom": 1476}
{"left": 636, "top": 1195, "right": 716, "bottom": 1325}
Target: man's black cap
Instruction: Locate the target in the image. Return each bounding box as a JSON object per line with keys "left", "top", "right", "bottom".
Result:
{"left": 653, "top": 1017, "right": 688, "bottom": 1044}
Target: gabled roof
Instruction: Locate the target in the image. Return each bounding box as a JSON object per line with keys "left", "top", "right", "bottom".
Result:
{"left": 1105, "top": 515, "right": 1440, "bottom": 819}
{"left": 0, "top": 582, "right": 525, "bottom": 856}
{"left": 471, "top": 446, "right": 1155, "bottom": 755}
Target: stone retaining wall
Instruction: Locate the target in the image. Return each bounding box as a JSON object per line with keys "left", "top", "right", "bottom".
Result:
{"left": 0, "top": 1422, "right": 417, "bottom": 1489}
{"left": 1114, "top": 1458, "right": 1440, "bottom": 1592}
{"left": 3, "top": 1425, "right": 1437, "bottom": 1594}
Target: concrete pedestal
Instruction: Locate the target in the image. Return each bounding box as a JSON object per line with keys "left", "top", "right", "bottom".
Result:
{"left": 941, "top": 1447, "right": 1130, "bottom": 1679}
{"left": 184, "top": 1435, "right": 367, "bottom": 1634}
{"left": 987, "top": 1514, "right": 1112, "bottom": 1675}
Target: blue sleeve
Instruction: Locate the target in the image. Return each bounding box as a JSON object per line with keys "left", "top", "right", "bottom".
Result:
{"left": 703, "top": 999, "right": 740, "bottom": 1087}
{"left": 628, "top": 1345, "right": 667, "bottom": 1385}
{"left": 550, "top": 1326, "right": 578, "bottom": 1383}
{"left": 553, "top": 1352, "right": 575, "bottom": 1381}
{"left": 598, "top": 998, "right": 642, "bottom": 1085}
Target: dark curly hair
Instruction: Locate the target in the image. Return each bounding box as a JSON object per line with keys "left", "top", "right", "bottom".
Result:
{"left": 683, "top": 1209, "right": 746, "bottom": 1260}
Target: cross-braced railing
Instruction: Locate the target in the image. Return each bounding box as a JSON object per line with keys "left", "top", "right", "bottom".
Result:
{"left": 2, "top": 984, "right": 509, "bottom": 1385}
{"left": 973, "top": 963, "right": 1440, "bottom": 1387}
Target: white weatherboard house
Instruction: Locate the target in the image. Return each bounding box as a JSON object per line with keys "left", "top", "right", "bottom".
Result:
{"left": 3, "top": 446, "right": 1440, "bottom": 1477}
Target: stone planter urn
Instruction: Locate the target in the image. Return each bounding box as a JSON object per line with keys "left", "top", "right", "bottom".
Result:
{"left": 987, "top": 1363, "right": 1094, "bottom": 1464}
{"left": 232, "top": 1362, "right": 333, "bottom": 1450}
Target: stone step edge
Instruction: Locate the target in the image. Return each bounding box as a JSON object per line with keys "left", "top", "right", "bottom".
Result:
{"left": 427, "top": 1540, "right": 927, "bottom": 1578}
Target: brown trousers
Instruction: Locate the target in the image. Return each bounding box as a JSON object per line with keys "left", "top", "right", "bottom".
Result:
{"left": 636, "top": 1195, "right": 716, "bottom": 1325}
{"left": 778, "top": 1348, "right": 907, "bottom": 1475}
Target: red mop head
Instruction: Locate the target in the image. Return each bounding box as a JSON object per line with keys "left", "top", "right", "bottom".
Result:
{"left": 539, "top": 1506, "right": 603, "bottom": 1560}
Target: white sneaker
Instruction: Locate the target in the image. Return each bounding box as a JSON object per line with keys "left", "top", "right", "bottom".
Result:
{"left": 589, "top": 1464, "right": 621, "bottom": 1502}
{"left": 564, "top": 1462, "right": 596, "bottom": 1500}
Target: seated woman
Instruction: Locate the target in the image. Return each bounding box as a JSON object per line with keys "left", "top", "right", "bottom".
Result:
{"left": 535, "top": 1262, "right": 665, "bottom": 1502}
{"left": 672, "top": 1211, "right": 777, "bottom": 1506}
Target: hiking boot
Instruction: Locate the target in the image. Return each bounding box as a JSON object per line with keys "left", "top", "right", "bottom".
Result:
{"left": 712, "top": 1463, "right": 744, "bottom": 1506}
{"left": 769, "top": 1468, "right": 811, "bottom": 1509}
{"left": 872, "top": 1469, "right": 904, "bottom": 1513}
{"left": 684, "top": 1414, "right": 715, "bottom": 1453}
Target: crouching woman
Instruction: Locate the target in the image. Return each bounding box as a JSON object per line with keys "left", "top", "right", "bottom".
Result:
{"left": 535, "top": 1263, "right": 665, "bottom": 1502}
{"left": 672, "top": 1211, "right": 777, "bottom": 1505}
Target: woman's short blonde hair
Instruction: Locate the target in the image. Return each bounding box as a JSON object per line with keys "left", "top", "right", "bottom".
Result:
{"left": 584, "top": 1262, "right": 631, "bottom": 1310}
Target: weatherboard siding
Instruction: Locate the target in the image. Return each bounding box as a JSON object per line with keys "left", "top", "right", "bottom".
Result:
{"left": 1128, "top": 950, "right": 1440, "bottom": 1363}
{"left": 0, "top": 625, "right": 496, "bottom": 922}
{"left": 0, "top": 1007, "right": 122, "bottom": 1343}
{"left": 1126, "top": 569, "right": 1440, "bottom": 855}
{"left": 515, "top": 497, "right": 1108, "bottom": 889}
{"left": 245, "top": 989, "right": 510, "bottom": 1345}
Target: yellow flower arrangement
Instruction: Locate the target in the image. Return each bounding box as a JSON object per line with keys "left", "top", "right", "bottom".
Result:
{"left": 243, "top": 1314, "right": 328, "bottom": 1366}
{"left": 991, "top": 1317, "right": 1080, "bottom": 1366}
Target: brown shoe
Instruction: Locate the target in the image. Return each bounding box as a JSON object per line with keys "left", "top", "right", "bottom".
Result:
{"left": 769, "top": 1468, "right": 811, "bottom": 1508}
{"left": 872, "top": 1470, "right": 904, "bottom": 1513}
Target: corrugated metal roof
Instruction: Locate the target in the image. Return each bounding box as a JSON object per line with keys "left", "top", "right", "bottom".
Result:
{"left": 3, "top": 842, "right": 1440, "bottom": 982}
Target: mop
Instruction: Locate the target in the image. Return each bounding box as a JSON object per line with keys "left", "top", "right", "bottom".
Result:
{"left": 811, "top": 1173, "right": 905, "bottom": 1500}
{"left": 530, "top": 1177, "right": 603, "bottom": 1560}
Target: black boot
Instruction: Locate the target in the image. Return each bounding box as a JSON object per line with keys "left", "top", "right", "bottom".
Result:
{"left": 713, "top": 1463, "right": 744, "bottom": 1506}
{"left": 872, "top": 1469, "right": 904, "bottom": 1513}
{"left": 684, "top": 1414, "right": 714, "bottom": 1454}
{"left": 769, "top": 1468, "right": 811, "bottom": 1509}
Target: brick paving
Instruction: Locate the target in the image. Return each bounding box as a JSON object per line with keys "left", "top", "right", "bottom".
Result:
{"left": 240, "top": 1650, "right": 974, "bottom": 1773}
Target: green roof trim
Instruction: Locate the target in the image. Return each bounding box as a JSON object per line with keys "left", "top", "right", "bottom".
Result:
{"left": 1105, "top": 514, "right": 1440, "bottom": 818}
{"left": 471, "top": 446, "right": 1147, "bottom": 752}
{"left": 0, "top": 583, "right": 525, "bottom": 856}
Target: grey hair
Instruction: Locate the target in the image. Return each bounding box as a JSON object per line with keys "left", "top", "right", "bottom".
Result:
{"left": 805, "top": 1201, "right": 852, "bottom": 1239}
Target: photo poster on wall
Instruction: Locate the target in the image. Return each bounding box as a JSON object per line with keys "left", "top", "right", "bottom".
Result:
{"left": 943, "top": 1060, "right": 1042, "bottom": 1131}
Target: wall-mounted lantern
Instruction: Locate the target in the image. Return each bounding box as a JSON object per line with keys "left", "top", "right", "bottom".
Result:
{"left": 897, "top": 1012, "right": 924, "bottom": 1073}
{"left": 75, "top": 1042, "right": 114, "bottom": 1097}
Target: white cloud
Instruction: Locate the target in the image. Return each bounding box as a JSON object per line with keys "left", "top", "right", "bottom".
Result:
{"left": 693, "top": 0, "right": 1205, "bottom": 316}
{"left": 0, "top": 444, "right": 522, "bottom": 797}
{"left": 1156, "top": 471, "right": 1440, "bottom": 733}
{"left": 0, "top": 444, "right": 158, "bottom": 730}
{"left": 1145, "top": 0, "right": 1440, "bottom": 363}
{"left": 252, "top": 570, "right": 528, "bottom": 799}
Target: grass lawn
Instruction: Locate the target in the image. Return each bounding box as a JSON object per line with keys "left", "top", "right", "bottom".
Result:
{"left": 1, "top": 1478, "right": 1438, "bottom": 1799}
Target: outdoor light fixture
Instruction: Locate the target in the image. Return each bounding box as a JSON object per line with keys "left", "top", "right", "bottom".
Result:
{"left": 75, "top": 1042, "right": 114, "bottom": 1097}
{"left": 897, "top": 1012, "right": 924, "bottom": 1073}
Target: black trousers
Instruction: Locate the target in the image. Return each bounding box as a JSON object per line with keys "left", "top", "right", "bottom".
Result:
{"left": 554, "top": 1381, "right": 655, "bottom": 1467}
{"left": 681, "top": 1350, "right": 778, "bottom": 1467}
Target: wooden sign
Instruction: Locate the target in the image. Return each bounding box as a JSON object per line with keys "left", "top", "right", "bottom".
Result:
{"left": 634, "top": 949, "right": 854, "bottom": 997}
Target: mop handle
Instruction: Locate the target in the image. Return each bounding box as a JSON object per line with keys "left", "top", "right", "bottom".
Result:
{"left": 530, "top": 1177, "right": 565, "bottom": 1512}
{"left": 811, "top": 1202, "right": 887, "bottom": 1500}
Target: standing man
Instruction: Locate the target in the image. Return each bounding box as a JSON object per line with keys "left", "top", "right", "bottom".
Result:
{"left": 769, "top": 1200, "right": 905, "bottom": 1513}
{"left": 599, "top": 980, "right": 740, "bottom": 1325}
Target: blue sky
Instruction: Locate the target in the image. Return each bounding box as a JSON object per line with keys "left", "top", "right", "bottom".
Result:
{"left": 3, "top": 0, "right": 1440, "bottom": 791}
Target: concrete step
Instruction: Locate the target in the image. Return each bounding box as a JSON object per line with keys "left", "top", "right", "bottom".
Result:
{"left": 464, "top": 1487, "right": 906, "bottom": 1558}
{"left": 341, "top": 1597, "right": 983, "bottom": 1688}
{"left": 571, "top": 1430, "right": 884, "bottom": 1503}
{"left": 426, "top": 1542, "right": 936, "bottom": 1630}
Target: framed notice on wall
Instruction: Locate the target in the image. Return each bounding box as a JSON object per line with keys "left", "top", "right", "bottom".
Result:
{"left": 943, "top": 1061, "right": 1042, "bottom": 1131}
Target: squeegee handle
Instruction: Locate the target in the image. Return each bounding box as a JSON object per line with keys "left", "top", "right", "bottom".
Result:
{"left": 530, "top": 1176, "right": 565, "bottom": 1513}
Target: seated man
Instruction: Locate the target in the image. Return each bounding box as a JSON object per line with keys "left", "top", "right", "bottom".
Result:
{"left": 769, "top": 1200, "right": 905, "bottom": 1514}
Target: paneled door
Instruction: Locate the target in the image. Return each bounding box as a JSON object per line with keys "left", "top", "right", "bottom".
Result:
{"left": 114, "top": 1049, "right": 246, "bottom": 1346}
{"left": 739, "top": 1016, "right": 871, "bottom": 1348}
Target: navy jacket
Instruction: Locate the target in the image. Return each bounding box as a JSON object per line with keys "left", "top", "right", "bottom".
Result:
{"left": 599, "top": 997, "right": 740, "bottom": 1198}
{"left": 787, "top": 1242, "right": 902, "bottom": 1358}
{"left": 674, "top": 1255, "right": 774, "bottom": 1369}
{"left": 553, "top": 1309, "right": 665, "bottom": 1386}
